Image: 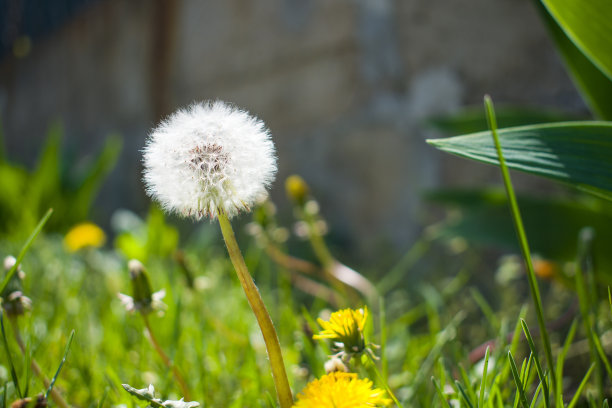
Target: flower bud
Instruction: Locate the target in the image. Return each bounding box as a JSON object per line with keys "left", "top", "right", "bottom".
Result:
{"left": 285, "top": 175, "right": 309, "bottom": 205}
{"left": 118, "top": 260, "right": 166, "bottom": 315}
{"left": 1, "top": 256, "right": 31, "bottom": 317}
{"left": 129, "top": 260, "right": 154, "bottom": 308}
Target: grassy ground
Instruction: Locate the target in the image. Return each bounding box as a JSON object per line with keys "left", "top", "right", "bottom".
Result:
{"left": 0, "top": 198, "right": 610, "bottom": 407}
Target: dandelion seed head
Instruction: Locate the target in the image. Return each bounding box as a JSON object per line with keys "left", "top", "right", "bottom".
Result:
{"left": 143, "top": 101, "right": 277, "bottom": 220}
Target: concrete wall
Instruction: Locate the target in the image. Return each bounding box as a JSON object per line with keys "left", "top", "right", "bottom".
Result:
{"left": 0, "top": 0, "right": 585, "bottom": 257}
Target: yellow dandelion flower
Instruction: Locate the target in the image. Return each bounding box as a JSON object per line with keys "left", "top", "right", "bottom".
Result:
{"left": 314, "top": 307, "right": 368, "bottom": 352}
{"left": 293, "top": 372, "right": 391, "bottom": 408}
{"left": 64, "top": 222, "right": 106, "bottom": 252}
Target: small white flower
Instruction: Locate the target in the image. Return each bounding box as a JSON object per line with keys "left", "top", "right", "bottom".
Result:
{"left": 117, "top": 289, "right": 166, "bottom": 315}
{"left": 143, "top": 101, "right": 277, "bottom": 220}
{"left": 117, "top": 293, "right": 135, "bottom": 313}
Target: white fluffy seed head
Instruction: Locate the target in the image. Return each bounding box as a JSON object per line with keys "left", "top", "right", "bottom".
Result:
{"left": 143, "top": 101, "right": 277, "bottom": 220}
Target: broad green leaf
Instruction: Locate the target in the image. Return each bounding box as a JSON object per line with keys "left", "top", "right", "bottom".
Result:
{"left": 541, "top": 0, "right": 612, "bottom": 82}
{"left": 427, "top": 121, "right": 612, "bottom": 201}
{"left": 534, "top": 1, "right": 612, "bottom": 119}
{"left": 429, "top": 106, "right": 575, "bottom": 135}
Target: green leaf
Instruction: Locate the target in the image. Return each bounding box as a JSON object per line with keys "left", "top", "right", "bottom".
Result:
{"left": 45, "top": 330, "right": 75, "bottom": 400}
{"left": 542, "top": 0, "right": 612, "bottom": 82}
{"left": 427, "top": 121, "right": 612, "bottom": 201}
{"left": 0, "top": 208, "right": 53, "bottom": 293}
{"left": 534, "top": 1, "right": 612, "bottom": 119}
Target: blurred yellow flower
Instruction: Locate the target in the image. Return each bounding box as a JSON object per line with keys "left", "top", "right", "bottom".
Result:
{"left": 285, "top": 174, "right": 309, "bottom": 204}
{"left": 314, "top": 307, "right": 368, "bottom": 352}
{"left": 64, "top": 222, "right": 106, "bottom": 252}
{"left": 293, "top": 372, "right": 391, "bottom": 408}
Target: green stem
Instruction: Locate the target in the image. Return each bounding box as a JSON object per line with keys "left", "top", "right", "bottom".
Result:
{"left": 367, "top": 354, "right": 402, "bottom": 408}
{"left": 141, "top": 314, "right": 192, "bottom": 401}
{"left": 218, "top": 212, "right": 293, "bottom": 408}
{"left": 484, "top": 96, "right": 556, "bottom": 395}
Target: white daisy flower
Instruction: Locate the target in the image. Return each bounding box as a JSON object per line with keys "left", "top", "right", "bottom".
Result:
{"left": 143, "top": 101, "right": 277, "bottom": 220}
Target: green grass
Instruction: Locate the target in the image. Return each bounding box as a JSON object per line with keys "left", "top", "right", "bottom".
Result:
{"left": 0, "top": 182, "right": 610, "bottom": 407}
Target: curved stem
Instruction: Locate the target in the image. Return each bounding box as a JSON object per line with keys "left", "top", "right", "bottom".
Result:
{"left": 367, "top": 353, "right": 402, "bottom": 408}
{"left": 10, "top": 318, "right": 70, "bottom": 408}
{"left": 141, "top": 314, "right": 192, "bottom": 401}
{"left": 218, "top": 212, "right": 293, "bottom": 408}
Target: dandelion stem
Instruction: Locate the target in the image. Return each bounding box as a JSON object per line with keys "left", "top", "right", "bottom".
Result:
{"left": 218, "top": 212, "right": 293, "bottom": 408}
{"left": 367, "top": 353, "right": 402, "bottom": 408}
{"left": 9, "top": 317, "right": 70, "bottom": 408}
{"left": 141, "top": 314, "right": 192, "bottom": 401}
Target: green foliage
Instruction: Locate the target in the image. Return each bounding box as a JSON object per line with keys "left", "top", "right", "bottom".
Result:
{"left": 427, "top": 189, "right": 612, "bottom": 281}
{"left": 541, "top": 0, "right": 612, "bottom": 82}
{"left": 0, "top": 209, "right": 52, "bottom": 293}
{"left": 0, "top": 125, "right": 121, "bottom": 238}
{"left": 2, "top": 1, "right": 612, "bottom": 407}
{"left": 428, "top": 121, "right": 612, "bottom": 202}
{"left": 535, "top": 0, "right": 612, "bottom": 120}
{"left": 114, "top": 206, "right": 179, "bottom": 262}
{"left": 0, "top": 198, "right": 610, "bottom": 406}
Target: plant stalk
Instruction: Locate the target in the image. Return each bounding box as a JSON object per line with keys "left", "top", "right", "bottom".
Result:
{"left": 141, "top": 314, "right": 192, "bottom": 401}
{"left": 367, "top": 354, "right": 402, "bottom": 408}
{"left": 218, "top": 212, "right": 293, "bottom": 408}
{"left": 484, "top": 95, "right": 556, "bottom": 396}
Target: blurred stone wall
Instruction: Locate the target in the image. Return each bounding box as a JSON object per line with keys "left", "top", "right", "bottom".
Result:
{"left": 0, "top": 0, "right": 585, "bottom": 257}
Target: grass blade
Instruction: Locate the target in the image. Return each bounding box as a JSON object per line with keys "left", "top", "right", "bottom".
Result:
{"left": 479, "top": 346, "right": 490, "bottom": 408}
{"left": 509, "top": 351, "right": 529, "bottom": 408}
{"left": 23, "top": 337, "right": 31, "bottom": 399}
{"left": 45, "top": 330, "right": 75, "bottom": 400}
{"left": 0, "top": 208, "right": 53, "bottom": 293}
{"left": 591, "top": 330, "right": 612, "bottom": 379}
{"left": 471, "top": 288, "right": 500, "bottom": 333}
{"left": 432, "top": 377, "right": 452, "bottom": 408}
{"left": 484, "top": 96, "right": 555, "bottom": 393}
{"left": 0, "top": 312, "right": 21, "bottom": 399}
{"left": 455, "top": 380, "right": 475, "bottom": 408}
{"left": 458, "top": 364, "right": 478, "bottom": 406}
{"left": 520, "top": 319, "right": 550, "bottom": 408}
{"left": 567, "top": 363, "right": 595, "bottom": 408}
{"left": 529, "top": 380, "right": 544, "bottom": 408}
{"left": 97, "top": 388, "right": 109, "bottom": 408}
{"left": 556, "top": 320, "right": 578, "bottom": 408}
